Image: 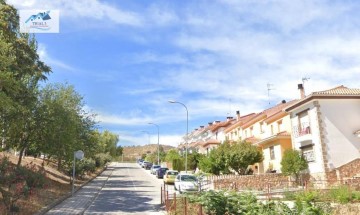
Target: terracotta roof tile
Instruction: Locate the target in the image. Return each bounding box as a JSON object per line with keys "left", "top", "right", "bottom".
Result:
{"left": 312, "top": 85, "right": 360, "bottom": 96}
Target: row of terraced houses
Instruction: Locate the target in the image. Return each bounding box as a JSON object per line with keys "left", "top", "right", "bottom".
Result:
{"left": 177, "top": 84, "right": 360, "bottom": 183}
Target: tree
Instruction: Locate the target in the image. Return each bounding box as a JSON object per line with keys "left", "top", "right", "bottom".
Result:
{"left": 0, "top": 0, "right": 51, "bottom": 166}
{"left": 165, "top": 149, "right": 181, "bottom": 163}
{"left": 37, "top": 83, "right": 96, "bottom": 170}
{"left": 198, "top": 143, "right": 230, "bottom": 175}
{"left": 281, "top": 149, "right": 308, "bottom": 184}
{"left": 227, "top": 141, "right": 263, "bottom": 175}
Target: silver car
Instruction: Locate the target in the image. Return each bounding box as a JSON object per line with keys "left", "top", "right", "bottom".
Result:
{"left": 150, "top": 165, "right": 161, "bottom": 174}
{"left": 174, "top": 174, "right": 198, "bottom": 194}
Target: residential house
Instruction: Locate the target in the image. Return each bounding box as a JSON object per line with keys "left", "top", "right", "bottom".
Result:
{"left": 285, "top": 84, "right": 360, "bottom": 182}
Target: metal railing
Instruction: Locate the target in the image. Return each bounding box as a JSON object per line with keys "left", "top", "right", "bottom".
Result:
{"left": 292, "top": 122, "right": 311, "bottom": 138}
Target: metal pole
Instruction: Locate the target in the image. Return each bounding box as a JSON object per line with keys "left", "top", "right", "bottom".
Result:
{"left": 168, "top": 100, "right": 188, "bottom": 172}
{"left": 148, "top": 123, "right": 160, "bottom": 165}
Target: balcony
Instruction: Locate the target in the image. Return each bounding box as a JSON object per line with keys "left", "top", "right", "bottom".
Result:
{"left": 292, "top": 122, "right": 311, "bottom": 138}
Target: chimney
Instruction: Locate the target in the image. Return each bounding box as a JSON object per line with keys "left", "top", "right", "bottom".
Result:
{"left": 200, "top": 126, "right": 204, "bottom": 129}
{"left": 281, "top": 100, "right": 286, "bottom": 104}
{"left": 298, "top": 84, "right": 305, "bottom": 99}
{"left": 215, "top": 120, "right": 221, "bottom": 124}
{"left": 236, "top": 110, "right": 241, "bottom": 121}
{"left": 226, "top": 116, "right": 233, "bottom": 121}
{"left": 208, "top": 122, "right": 213, "bottom": 126}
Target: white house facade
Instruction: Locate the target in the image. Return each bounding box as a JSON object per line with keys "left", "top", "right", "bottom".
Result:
{"left": 285, "top": 85, "right": 360, "bottom": 182}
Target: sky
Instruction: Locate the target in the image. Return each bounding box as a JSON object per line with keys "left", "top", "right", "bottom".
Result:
{"left": 7, "top": 0, "right": 360, "bottom": 147}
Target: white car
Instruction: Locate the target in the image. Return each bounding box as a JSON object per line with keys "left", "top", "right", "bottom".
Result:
{"left": 150, "top": 165, "right": 161, "bottom": 174}
{"left": 174, "top": 174, "right": 198, "bottom": 194}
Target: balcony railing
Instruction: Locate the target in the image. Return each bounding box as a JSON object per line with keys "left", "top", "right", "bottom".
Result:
{"left": 292, "top": 122, "right": 311, "bottom": 138}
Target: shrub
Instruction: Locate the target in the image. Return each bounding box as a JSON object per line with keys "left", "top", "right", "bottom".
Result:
{"left": 328, "top": 185, "right": 353, "bottom": 204}
{"left": 0, "top": 157, "right": 47, "bottom": 213}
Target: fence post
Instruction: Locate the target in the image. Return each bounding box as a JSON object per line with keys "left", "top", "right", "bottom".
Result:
{"left": 184, "top": 197, "right": 187, "bottom": 215}
{"left": 161, "top": 186, "right": 163, "bottom": 204}
{"left": 173, "top": 191, "right": 176, "bottom": 212}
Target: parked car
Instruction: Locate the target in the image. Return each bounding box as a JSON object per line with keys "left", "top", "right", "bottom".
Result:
{"left": 141, "top": 161, "right": 150, "bottom": 168}
{"left": 174, "top": 173, "right": 198, "bottom": 194}
{"left": 137, "top": 159, "right": 144, "bottom": 165}
{"left": 163, "top": 170, "right": 179, "bottom": 184}
{"left": 150, "top": 165, "right": 161, "bottom": 174}
{"left": 144, "top": 162, "right": 153, "bottom": 170}
{"left": 156, "top": 167, "right": 169, "bottom": 178}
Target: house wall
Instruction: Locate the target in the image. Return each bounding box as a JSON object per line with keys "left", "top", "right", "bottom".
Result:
{"left": 261, "top": 139, "right": 292, "bottom": 173}
{"left": 318, "top": 99, "right": 360, "bottom": 169}
{"left": 290, "top": 103, "right": 326, "bottom": 178}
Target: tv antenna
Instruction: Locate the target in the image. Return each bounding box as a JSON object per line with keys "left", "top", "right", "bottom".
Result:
{"left": 267, "top": 83, "right": 275, "bottom": 105}
{"left": 302, "top": 77, "right": 310, "bottom": 85}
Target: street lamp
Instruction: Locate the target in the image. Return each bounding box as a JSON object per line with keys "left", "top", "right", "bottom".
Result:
{"left": 148, "top": 123, "right": 160, "bottom": 165}
{"left": 168, "top": 100, "right": 189, "bottom": 173}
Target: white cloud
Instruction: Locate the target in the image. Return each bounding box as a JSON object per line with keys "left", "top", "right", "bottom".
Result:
{"left": 37, "top": 44, "right": 76, "bottom": 72}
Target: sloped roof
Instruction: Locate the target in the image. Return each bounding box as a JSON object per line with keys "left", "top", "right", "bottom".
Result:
{"left": 201, "top": 138, "right": 221, "bottom": 147}
{"left": 255, "top": 131, "right": 291, "bottom": 146}
{"left": 223, "top": 113, "right": 256, "bottom": 133}
{"left": 286, "top": 85, "right": 360, "bottom": 112}
{"left": 312, "top": 85, "right": 360, "bottom": 95}
{"left": 241, "top": 100, "right": 297, "bottom": 129}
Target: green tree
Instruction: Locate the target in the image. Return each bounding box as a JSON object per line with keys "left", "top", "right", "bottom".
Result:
{"left": 116, "top": 146, "right": 123, "bottom": 156}
{"left": 37, "top": 83, "right": 96, "bottom": 170}
{"left": 227, "top": 141, "right": 263, "bottom": 175}
{"left": 281, "top": 149, "right": 308, "bottom": 184}
{"left": 0, "top": 0, "right": 51, "bottom": 166}
{"left": 165, "top": 149, "right": 181, "bottom": 162}
{"left": 198, "top": 143, "right": 230, "bottom": 175}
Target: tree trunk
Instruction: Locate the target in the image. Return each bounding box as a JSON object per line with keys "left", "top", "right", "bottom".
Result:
{"left": 17, "top": 146, "right": 26, "bottom": 167}
{"left": 57, "top": 157, "right": 62, "bottom": 170}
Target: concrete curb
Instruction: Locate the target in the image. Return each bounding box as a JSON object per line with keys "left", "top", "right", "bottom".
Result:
{"left": 34, "top": 166, "right": 107, "bottom": 215}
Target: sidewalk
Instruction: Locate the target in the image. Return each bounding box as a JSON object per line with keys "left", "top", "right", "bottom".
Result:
{"left": 40, "top": 167, "right": 114, "bottom": 215}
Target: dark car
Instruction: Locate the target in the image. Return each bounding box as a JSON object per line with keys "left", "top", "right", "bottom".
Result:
{"left": 156, "top": 167, "right": 169, "bottom": 178}
{"left": 144, "top": 162, "right": 153, "bottom": 170}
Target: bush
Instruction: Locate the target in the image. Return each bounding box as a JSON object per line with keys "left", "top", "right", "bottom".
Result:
{"left": 94, "top": 153, "right": 112, "bottom": 167}
{"left": 0, "top": 157, "right": 47, "bottom": 213}
{"left": 328, "top": 186, "right": 353, "bottom": 204}
{"left": 187, "top": 189, "right": 332, "bottom": 215}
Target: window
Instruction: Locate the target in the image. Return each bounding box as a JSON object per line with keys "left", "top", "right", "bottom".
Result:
{"left": 250, "top": 126, "right": 253, "bottom": 136}
{"left": 270, "top": 146, "right": 275, "bottom": 160}
{"left": 260, "top": 122, "right": 264, "bottom": 133}
{"left": 271, "top": 125, "right": 274, "bottom": 135}
{"left": 277, "top": 120, "right": 282, "bottom": 133}
{"left": 301, "top": 145, "right": 315, "bottom": 162}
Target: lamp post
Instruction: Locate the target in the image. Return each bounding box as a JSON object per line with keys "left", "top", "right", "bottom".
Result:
{"left": 148, "top": 123, "right": 160, "bottom": 165}
{"left": 168, "top": 100, "right": 189, "bottom": 173}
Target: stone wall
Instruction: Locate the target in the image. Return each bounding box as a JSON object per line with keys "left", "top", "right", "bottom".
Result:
{"left": 211, "top": 173, "right": 292, "bottom": 192}
{"left": 327, "top": 158, "right": 360, "bottom": 182}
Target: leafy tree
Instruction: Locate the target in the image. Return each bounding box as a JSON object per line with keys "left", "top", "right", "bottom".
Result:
{"left": 0, "top": 0, "right": 51, "bottom": 166}
{"left": 172, "top": 158, "right": 184, "bottom": 171}
{"left": 37, "top": 83, "right": 96, "bottom": 170}
{"left": 198, "top": 144, "right": 229, "bottom": 175}
{"left": 165, "top": 149, "right": 181, "bottom": 162}
{"left": 227, "top": 141, "right": 263, "bottom": 175}
{"left": 116, "top": 146, "right": 123, "bottom": 156}
{"left": 187, "top": 151, "right": 205, "bottom": 170}
{"left": 281, "top": 149, "right": 308, "bottom": 184}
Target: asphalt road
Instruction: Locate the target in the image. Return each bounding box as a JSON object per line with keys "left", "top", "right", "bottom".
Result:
{"left": 83, "top": 162, "right": 166, "bottom": 215}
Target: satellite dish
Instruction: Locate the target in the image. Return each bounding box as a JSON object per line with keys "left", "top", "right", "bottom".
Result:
{"left": 75, "top": 150, "right": 84, "bottom": 160}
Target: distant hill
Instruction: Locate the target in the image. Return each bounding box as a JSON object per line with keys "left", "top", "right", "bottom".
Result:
{"left": 122, "top": 144, "right": 175, "bottom": 161}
